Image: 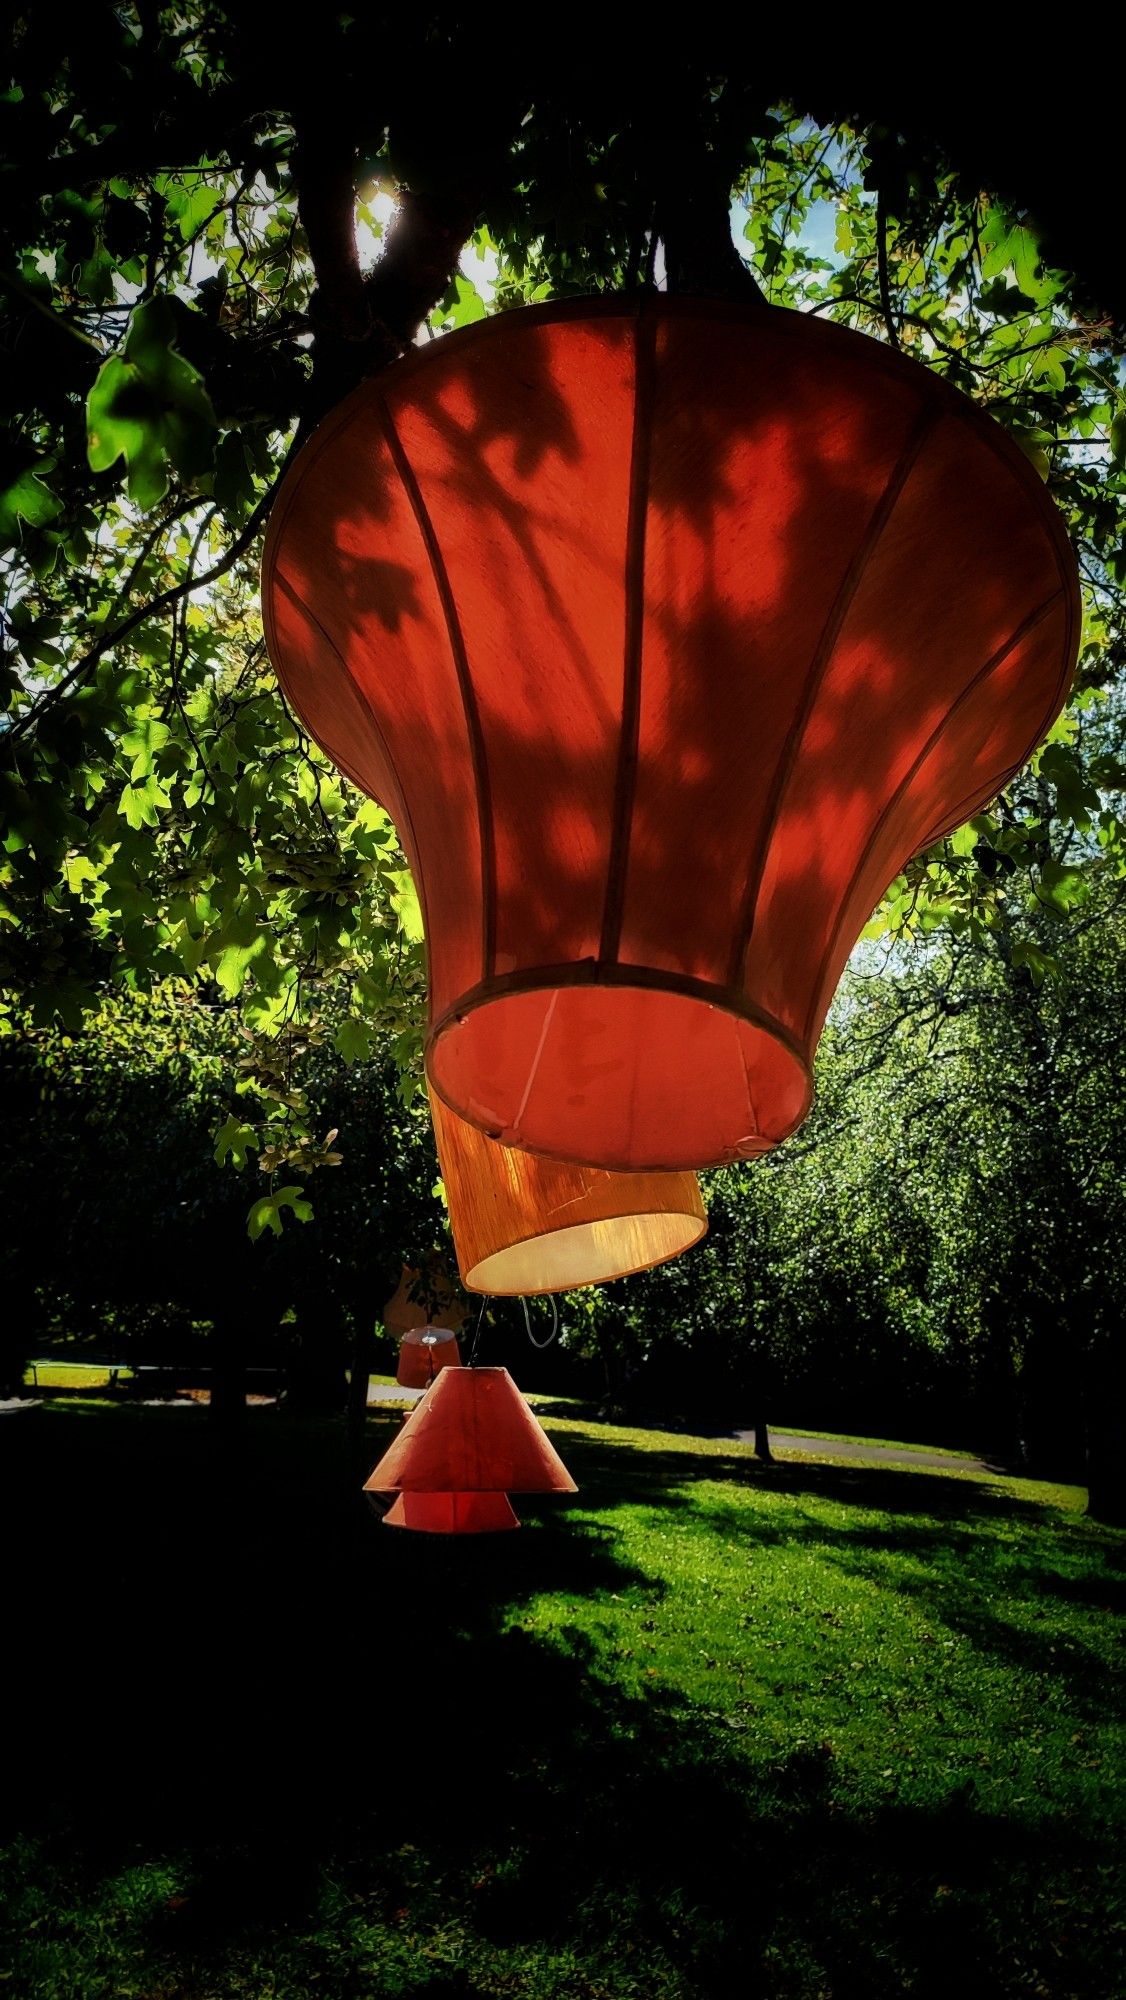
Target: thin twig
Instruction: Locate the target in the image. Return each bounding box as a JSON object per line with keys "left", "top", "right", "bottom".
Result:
{"left": 7, "top": 438, "right": 300, "bottom": 745}
{"left": 166, "top": 511, "right": 220, "bottom": 793}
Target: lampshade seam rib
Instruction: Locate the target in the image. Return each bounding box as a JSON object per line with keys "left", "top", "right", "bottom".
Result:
{"left": 511, "top": 988, "right": 560, "bottom": 1143}
{"left": 801, "top": 586, "right": 1065, "bottom": 1046}
{"left": 268, "top": 573, "right": 433, "bottom": 956}
{"left": 727, "top": 401, "right": 940, "bottom": 989}
{"left": 599, "top": 308, "right": 658, "bottom": 965}
{"left": 375, "top": 395, "right": 498, "bottom": 983}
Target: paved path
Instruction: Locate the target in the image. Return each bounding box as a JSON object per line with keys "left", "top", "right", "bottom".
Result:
{"left": 4, "top": 1382, "right": 994, "bottom": 1474}
{"left": 734, "top": 1430, "right": 993, "bottom": 1473}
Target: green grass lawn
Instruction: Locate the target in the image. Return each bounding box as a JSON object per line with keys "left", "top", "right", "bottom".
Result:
{"left": 22, "top": 1360, "right": 135, "bottom": 1390}
{"left": 1, "top": 1404, "right": 1122, "bottom": 1999}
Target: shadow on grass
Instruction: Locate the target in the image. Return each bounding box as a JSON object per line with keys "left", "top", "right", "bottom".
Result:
{"left": 550, "top": 1421, "right": 1074, "bottom": 1526}
{"left": 2, "top": 1407, "right": 1120, "bottom": 2000}
{"left": 556, "top": 1427, "right": 1125, "bottom": 1715}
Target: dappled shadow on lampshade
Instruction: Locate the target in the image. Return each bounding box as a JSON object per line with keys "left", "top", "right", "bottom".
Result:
{"left": 428, "top": 1083, "right": 706, "bottom": 1294}
{"left": 262, "top": 294, "right": 1079, "bottom": 1172}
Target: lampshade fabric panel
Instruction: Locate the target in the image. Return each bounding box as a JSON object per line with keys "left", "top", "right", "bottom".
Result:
{"left": 263, "top": 296, "right": 1078, "bottom": 1171}
{"left": 383, "top": 1491, "right": 520, "bottom": 1532}
{"left": 396, "top": 1327, "right": 462, "bottom": 1389}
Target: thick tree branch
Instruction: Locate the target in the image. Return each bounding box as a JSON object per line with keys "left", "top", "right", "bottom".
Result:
{"left": 876, "top": 189, "right": 901, "bottom": 350}
{"left": 654, "top": 93, "right": 766, "bottom": 303}
{"left": 293, "top": 122, "right": 368, "bottom": 339}
{"left": 297, "top": 158, "right": 483, "bottom": 419}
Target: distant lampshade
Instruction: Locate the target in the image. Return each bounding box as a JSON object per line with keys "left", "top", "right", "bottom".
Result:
{"left": 382, "top": 1263, "right": 467, "bottom": 1340}
{"left": 396, "top": 1324, "right": 462, "bottom": 1389}
{"left": 429, "top": 1084, "right": 705, "bottom": 1294}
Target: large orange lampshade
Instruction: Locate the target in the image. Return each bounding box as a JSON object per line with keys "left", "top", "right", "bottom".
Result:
{"left": 263, "top": 295, "right": 1079, "bottom": 1171}
{"left": 429, "top": 1084, "right": 705, "bottom": 1294}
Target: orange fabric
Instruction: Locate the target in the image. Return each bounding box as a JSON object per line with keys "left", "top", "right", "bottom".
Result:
{"left": 364, "top": 1366, "right": 577, "bottom": 1495}
{"left": 382, "top": 1490, "right": 520, "bottom": 1533}
{"left": 395, "top": 1327, "right": 462, "bottom": 1389}
{"left": 429, "top": 1083, "right": 706, "bottom": 1294}
{"left": 263, "top": 296, "right": 1079, "bottom": 1171}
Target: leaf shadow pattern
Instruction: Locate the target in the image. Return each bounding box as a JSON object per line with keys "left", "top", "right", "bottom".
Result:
{"left": 2, "top": 1407, "right": 1122, "bottom": 2000}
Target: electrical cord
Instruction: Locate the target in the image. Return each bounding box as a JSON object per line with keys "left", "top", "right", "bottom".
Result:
{"left": 521, "top": 1294, "right": 560, "bottom": 1349}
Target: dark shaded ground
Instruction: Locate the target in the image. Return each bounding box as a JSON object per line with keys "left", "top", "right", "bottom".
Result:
{"left": 2, "top": 1406, "right": 1123, "bottom": 1999}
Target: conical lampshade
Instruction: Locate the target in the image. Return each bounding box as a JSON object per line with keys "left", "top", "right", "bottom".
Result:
{"left": 263, "top": 293, "right": 1078, "bottom": 1173}
{"left": 364, "top": 1367, "right": 577, "bottom": 1495}
{"left": 429, "top": 1084, "right": 705, "bottom": 1294}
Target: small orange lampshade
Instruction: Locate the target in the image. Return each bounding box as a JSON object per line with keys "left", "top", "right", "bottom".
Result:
{"left": 396, "top": 1326, "right": 462, "bottom": 1389}
{"left": 364, "top": 1366, "right": 577, "bottom": 1496}
{"left": 383, "top": 1490, "right": 519, "bottom": 1533}
{"left": 429, "top": 1084, "right": 705, "bottom": 1294}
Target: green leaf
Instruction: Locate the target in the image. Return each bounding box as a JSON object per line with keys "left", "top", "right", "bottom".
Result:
{"left": 1010, "top": 938, "right": 1058, "bottom": 987}
{"left": 0, "top": 459, "right": 61, "bottom": 547}
{"left": 213, "top": 1115, "right": 260, "bottom": 1170}
{"left": 121, "top": 718, "right": 171, "bottom": 780}
{"left": 86, "top": 295, "right": 217, "bottom": 508}
{"left": 247, "top": 1185, "right": 313, "bottom": 1241}
{"left": 1006, "top": 428, "right": 1051, "bottom": 481}
{"left": 390, "top": 870, "right": 424, "bottom": 942}
{"left": 118, "top": 771, "right": 167, "bottom": 829}
{"left": 334, "top": 1016, "right": 373, "bottom": 1065}
{"left": 214, "top": 929, "right": 269, "bottom": 998}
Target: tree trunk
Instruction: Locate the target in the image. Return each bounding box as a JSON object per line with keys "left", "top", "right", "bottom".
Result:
{"left": 286, "top": 1301, "right": 348, "bottom": 1415}
{"left": 1084, "top": 1346, "right": 1126, "bottom": 1525}
{"left": 209, "top": 1311, "right": 246, "bottom": 1432}
{"left": 345, "top": 1319, "right": 374, "bottom": 1479}
{"left": 753, "top": 1416, "right": 773, "bottom": 1462}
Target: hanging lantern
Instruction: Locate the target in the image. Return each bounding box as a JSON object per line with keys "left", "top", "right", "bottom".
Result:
{"left": 396, "top": 1324, "right": 462, "bottom": 1389}
{"left": 364, "top": 1365, "right": 576, "bottom": 1532}
{"left": 263, "top": 296, "right": 1079, "bottom": 1171}
{"left": 429, "top": 1084, "right": 706, "bottom": 1294}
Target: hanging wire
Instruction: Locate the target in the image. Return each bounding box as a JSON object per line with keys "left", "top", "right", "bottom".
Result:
{"left": 521, "top": 1294, "right": 560, "bottom": 1350}
{"left": 467, "top": 1293, "right": 488, "bottom": 1368}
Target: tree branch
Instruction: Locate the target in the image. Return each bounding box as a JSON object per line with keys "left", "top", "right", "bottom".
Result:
{"left": 876, "top": 188, "right": 901, "bottom": 350}
{"left": 7, "top": 444, "right": 300, "bottom": 746}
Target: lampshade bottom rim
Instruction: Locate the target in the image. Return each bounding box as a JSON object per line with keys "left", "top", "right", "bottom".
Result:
{"left": 461, "top": 1209, "right": 707, "bottom": 1295}
{"left": 428, "top": 976, "right": 812, "bottom": 1171}
{"left": 382, "top": 1490, "right": 522, "bottom": 1533}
